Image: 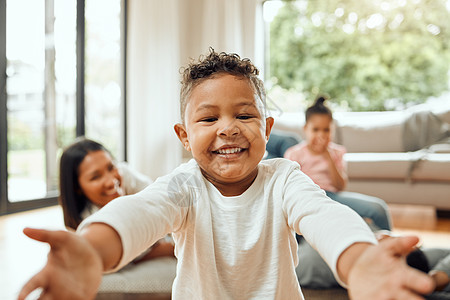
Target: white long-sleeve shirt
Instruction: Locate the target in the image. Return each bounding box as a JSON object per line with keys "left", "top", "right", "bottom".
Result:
{"left": 79, "top": 158, "right": 376, "bottom": 299}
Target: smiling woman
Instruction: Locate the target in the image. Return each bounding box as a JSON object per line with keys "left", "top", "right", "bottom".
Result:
{"left": 58, "top": 137, "right": 149, "bottom": 230}
{"left": 77, "top": 150, "right": 125, "bottom": 209}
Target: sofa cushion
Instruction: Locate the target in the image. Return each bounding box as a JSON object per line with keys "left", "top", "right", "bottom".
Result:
{"left": 334, "top": 111, "right": 407, "bottom": 153}
{"left": 98, "top": 257, "right": 176, "bottom": 293}
{"left": 428, "top": 137, "right": 450, "bottom": 153}
{"left": 403, "top": 111, "right": 450, "bottom": 152}
{"left": 410, "top": 153, "right": 450, "bottom": 182}
{"left": 346, "top": 180, "right": 450, "bottom": 209}
{"left": 346, "top": 150, "right": 450, "bottom": 182}
{"left": 344, "top": 152, "right": 424, "bottom": 180}
{"left": 266, "top": 130, "right": 300, "bottom": 159}
{"left": 271, "top": 112, "right": 305, "bottom": 139}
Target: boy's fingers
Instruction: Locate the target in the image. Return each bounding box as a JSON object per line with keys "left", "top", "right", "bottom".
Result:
{"left": 17, "top": 273, "right": 47, "bottom": 300}
{"left": 23, "top": 228, "right": 69, "bottom": 248}
{"left": 383, "top": 236, "right": 435, "bottom": 296}
{"left": 395, "top": 289, "right": 426, "bottom": 300}
{"left": 381, "top": 235, "right": 420, "bottom": 256}
{"left": 404, "top": 267, "right": 436, "bottom": 295}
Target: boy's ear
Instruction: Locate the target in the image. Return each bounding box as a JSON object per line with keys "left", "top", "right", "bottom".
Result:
{"left": 174, "top": 123, "right": 191, "bottom": 151}
{"left": 265, "top": 117, "right": 274, "bottom": 142}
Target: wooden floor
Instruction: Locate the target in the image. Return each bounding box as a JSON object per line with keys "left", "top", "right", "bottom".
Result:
{"left": 1, "top": 204, "right": 449, "bottom": 300}
{"left": 0, "top": 205, "right": 65, "bottom": 300}
{"left": 389, "top": 204, "right": 450, "bottom": 248}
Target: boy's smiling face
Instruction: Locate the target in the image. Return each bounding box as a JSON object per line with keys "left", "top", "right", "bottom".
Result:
{"left": 175, "top": 73, "right": 274, "bottom": 196}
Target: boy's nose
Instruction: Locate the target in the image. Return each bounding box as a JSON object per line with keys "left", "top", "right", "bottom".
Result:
{"left": 218, "top": 121, "right": 240, "bottom": 136}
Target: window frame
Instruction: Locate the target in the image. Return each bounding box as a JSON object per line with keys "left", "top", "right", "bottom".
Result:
{"left": 0, "top": 0, "right": 127, "bottom": 215}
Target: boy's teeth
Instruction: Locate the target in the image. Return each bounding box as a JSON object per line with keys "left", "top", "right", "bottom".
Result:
{"left": 217, "top": 147, "right": 242, "bottom": 154}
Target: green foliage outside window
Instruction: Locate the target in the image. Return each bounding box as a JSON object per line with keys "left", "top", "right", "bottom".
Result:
{"left": 268, "top": 0, "right": 450, "bottom": 111}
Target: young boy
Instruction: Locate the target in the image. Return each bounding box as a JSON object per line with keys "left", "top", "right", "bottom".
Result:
{"left": 19, "top": 49, "right": 434, "bottom": 300}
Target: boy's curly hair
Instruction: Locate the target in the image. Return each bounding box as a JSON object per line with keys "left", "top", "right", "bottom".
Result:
{"left": 179, "top": 48, "right": 266, "bottom": 123}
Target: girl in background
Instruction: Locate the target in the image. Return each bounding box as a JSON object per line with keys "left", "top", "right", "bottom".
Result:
{"left": 284, "top": 95, "right": 392, "bottom": 231}
{"left": 285, "top": 96, "right": 393, "bottom": 289}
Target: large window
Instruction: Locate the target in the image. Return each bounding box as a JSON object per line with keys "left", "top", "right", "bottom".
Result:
{"left": 263, "top": 0, "right": 450, "bottom": 112}
{"left": 0, "top": 0, "right": 126, "bottom": 215}
{"left": 85, "top": 0, "right": 125, "bottom": 158}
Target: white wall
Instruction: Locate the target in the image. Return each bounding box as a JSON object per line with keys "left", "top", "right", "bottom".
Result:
{"left": 127, "top": 0, "right": 261, "bottom": 179}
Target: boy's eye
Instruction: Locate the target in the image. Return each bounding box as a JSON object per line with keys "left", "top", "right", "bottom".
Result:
{"left": 200, "top": 117, "right": 217, "bottom": 122}
{"left": 237, "top": 115, "right": 253, "bottom": 120}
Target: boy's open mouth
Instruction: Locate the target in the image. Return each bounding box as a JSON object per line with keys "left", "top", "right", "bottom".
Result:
{"left": 212, "top": 147, "right": 245, "bottom": 155}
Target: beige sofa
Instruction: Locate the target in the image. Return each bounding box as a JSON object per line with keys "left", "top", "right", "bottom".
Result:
{"left": 270, "top": 100, "right": 450, "bottom": 211}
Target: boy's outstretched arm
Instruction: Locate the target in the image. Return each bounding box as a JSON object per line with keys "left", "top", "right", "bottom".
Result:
{"left": 18, "top": 224, "right": 123, "bottom": 300}
{"left": 337, "top": 236, "right": 435, "bottom": 300}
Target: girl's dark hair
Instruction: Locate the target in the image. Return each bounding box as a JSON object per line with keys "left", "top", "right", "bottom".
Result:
{"left": 406, "top": 248, "right": 430, "bottom": 273}
{"left": 179, "top": 48, "right": 266, "bottom": 123}
{"left": 305, "top": 95, "right": 333, "bottom": 122}
{"left": 58, "top": 137, "right": 109, "bottom": 230}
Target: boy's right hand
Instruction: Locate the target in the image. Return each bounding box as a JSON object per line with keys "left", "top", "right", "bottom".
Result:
{"left": 18, "top": 228, "right": 103, "bottom": 300}
{"left": 347, "top": 236, "right": 435, "bottom": 300}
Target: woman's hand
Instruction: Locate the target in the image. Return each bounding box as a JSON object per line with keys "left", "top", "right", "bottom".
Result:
{"left": 18, "top": 228, "right": 103, "bottom": 300}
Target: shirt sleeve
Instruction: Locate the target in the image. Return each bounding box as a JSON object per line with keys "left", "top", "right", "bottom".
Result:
{"left": 281, "top": 163, "right": 377, "bottom": 286}
{"left": 77, "top": 172, "right": 188, "bottom": 272}
{"left": 434, "top": 254, "right": 450, "bottom": 278}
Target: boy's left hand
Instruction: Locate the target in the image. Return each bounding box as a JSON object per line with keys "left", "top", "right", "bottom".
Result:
{"left": 18, "top": 228, "right": 103, "bottom": 300}
{"left": 347, "top": 236, "right": 435, "bottom": 300}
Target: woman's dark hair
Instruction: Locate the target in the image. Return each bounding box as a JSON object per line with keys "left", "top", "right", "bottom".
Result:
{"left": 58, "top": 137, "right": 109, "bottom": 230}
{"left": 305, "top": 95, "right": 333, "bottom": 122}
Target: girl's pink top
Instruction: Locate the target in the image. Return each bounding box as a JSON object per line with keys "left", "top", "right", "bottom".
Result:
{"left": 284, "top": 141, "right": 346, "bottom": 193}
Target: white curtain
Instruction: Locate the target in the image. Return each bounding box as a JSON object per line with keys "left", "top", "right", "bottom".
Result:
{"left": 127, "top": 0, "right": 260, "bottom": 179}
